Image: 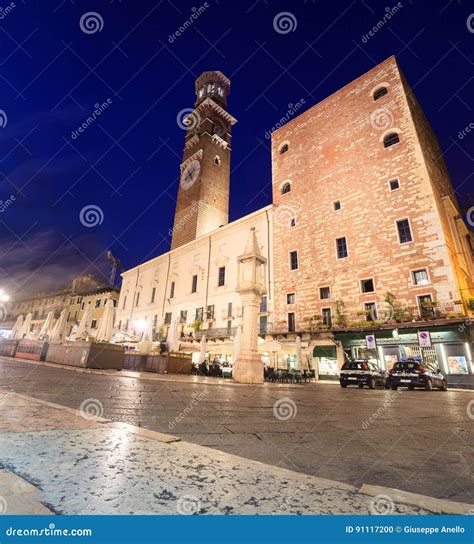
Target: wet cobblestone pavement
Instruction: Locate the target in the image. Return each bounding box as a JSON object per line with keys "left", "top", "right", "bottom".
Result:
{"left": 1, "top": 356, "right": 473, "bottom": 505}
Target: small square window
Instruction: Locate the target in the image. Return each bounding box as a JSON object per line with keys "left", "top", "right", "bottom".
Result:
{"left": 412, "top": 269, "right": 429, "bottom": 286}
{"left": 389, "top": 179, "right": 400, "bottom": 191}
{"left": 319, "top": 286, "right": 330, "bottom": 300}
{"left": 289, "top": 251, "right": 298, "bottom": 270}
{"left": 287, "top": 293, "right": 296, "bottom": 305}
{"left": 333, "top": 200, "right": 341, "bottom": 211}
{"left": 361, "top": 278, "right": 375, "bottom": 293}
{"left": 290, "top": 217, "right": 296, "bottom": 227}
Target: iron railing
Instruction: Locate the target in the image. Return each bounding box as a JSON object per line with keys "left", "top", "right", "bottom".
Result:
{"left": 195, "top": 327, "right": 236, "bottom": 339}
{"left": 260, "top": 301, "right": 468, "bottom": 334}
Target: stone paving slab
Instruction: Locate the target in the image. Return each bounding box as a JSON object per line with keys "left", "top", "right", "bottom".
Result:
{"left": 0, "top": 391, "right": 472, "bottom": 515}
{"left": 0, "top": 470, "right": 52, "bottom": 515}
{"left": 0, "top": 392, "right": 103, "bottom": 433}
{"left": 0, "top": 426, "right": 434, "bottom": 515}
{"left": 1, "top": 357, "right": 473, "bottom": 506}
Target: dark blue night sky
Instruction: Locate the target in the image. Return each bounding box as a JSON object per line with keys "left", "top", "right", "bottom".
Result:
{"left": 0, "top": 0, "right": 473, "bottom": 295}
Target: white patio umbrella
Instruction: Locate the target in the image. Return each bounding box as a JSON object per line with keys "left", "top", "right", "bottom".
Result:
{"left": 72, "top": 303, "right": 92, "bottom": 341}
{"left": 95, "top": 299, "right": 114, "bottom": 342}
{"left": 49, "top": 309, "right": 68, "bottom": 343}
{"left": 295, "top": 335, "right": 303, "bottom": 371}
{"left": 19, "top": 313, "right": 32, "bottom": 339}
{"left": 199, "top": 333, "right": 207, "bottom": 363}
{"left": 139, "top": 322, "right": 153, "bottom": 354}
{"left": 233, "top": 325, "right": 241, "bottom": 363}
{"left": 167, "top": 318, "right": 180, "bottom": 352}
{"left": 37, "top": 311, "right": 54, "bottom": 340}
{"left": 11, "top": 315, "right": 23, "bottom": 339}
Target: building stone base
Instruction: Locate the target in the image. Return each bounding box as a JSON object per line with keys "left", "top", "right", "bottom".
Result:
{"left": 233, "top": 355, "right": 264, "bottom": 384}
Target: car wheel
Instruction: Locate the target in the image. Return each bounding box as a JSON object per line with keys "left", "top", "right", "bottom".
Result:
{"left": 358, "top": 382, "right": 364, "bottom": 389}
{"left": 390, "top": 385, "right": 398, "bottom": 391}
{"left": 440, "top": 379, "right": 448, "bottom": 391}
{"left": 408, "top": 385, "right": 415, "bottom": 391}
{"left": 340, "top": 383, "right": 347, "bottom": 388}
{"left": 368, "top": 377, "right": 375, "bottom": 389}
{"left": 384, "top": 383, "right": 390, "bottom": 390}
{"left": 425, "top": 379, "right": 433, "bottom": 391}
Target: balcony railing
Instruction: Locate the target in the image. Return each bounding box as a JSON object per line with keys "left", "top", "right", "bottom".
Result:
{"left": 195, "top": 327, "right": 236, "bottom": 339}
{"left": 259, "top": 301, "right": 467, "bottom": 334}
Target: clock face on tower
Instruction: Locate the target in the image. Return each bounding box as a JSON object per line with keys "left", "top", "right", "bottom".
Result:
{"left": 180, "top": 159, "right": 201, "bottom": 190}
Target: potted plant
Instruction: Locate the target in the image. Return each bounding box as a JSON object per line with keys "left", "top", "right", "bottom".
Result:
{"left": 191, "top": 320, "right": 202, "bottom": 332}
{"left": 335, "top": 300, "right": 347, "bottom": 327}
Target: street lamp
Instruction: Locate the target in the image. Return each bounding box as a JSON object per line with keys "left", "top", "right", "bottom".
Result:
{"left": 0, "top": 289, "right": 9, "bottom": 302}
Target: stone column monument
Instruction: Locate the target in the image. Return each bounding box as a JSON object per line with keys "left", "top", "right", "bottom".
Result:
{"left": 233, "top": 227, "right": 267, "bottom": 384}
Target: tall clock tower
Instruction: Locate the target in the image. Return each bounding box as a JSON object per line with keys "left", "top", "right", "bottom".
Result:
{"left": 171, "top": 71, "right": 237, "bottom": 249}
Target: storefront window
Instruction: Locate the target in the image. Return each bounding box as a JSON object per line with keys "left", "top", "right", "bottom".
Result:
{"left": 313, "top": 345, "right": 338, "bottom": 379}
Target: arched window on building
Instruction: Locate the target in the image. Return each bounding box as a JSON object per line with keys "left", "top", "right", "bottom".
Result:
{"left": 280, "top": 143, "right": 289, "bottom": 154}
{"left": 383, "top": 132, "right": 400, "bottom": 148}
{"left": 281, "top": 182, "right": 291, "bottom": 195}
{"left": 373, "top": 87, "right": 388, "bottom": 100}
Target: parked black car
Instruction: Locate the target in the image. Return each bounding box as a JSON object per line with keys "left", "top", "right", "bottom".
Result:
{"left": 386, "top": 359, "right": 448, "bottom": 391}
{"left": 339, "top": 360, "right": 387, "bottom": 389}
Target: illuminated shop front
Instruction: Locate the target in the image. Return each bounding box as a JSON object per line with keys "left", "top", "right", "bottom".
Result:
{"left": 335, "top": 323, "right": 473, "bottom": 387}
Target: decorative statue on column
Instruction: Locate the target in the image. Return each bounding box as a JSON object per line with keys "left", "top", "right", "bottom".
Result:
{"left": 233, "top": 227, "right": 267, "bottom": 384}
